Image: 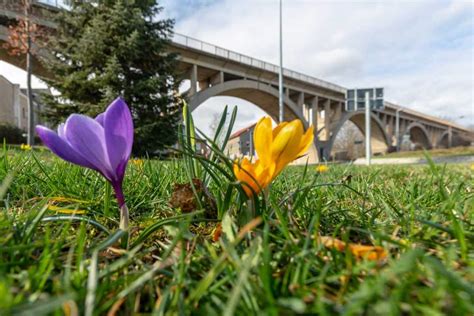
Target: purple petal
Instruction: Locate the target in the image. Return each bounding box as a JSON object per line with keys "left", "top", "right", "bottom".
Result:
{"left": 64, "top": 114, "right": 114, "bottom": 181}
{"left": 104, "top": 97, "right": 133, "bottom": 180}
{"left": 95, "top": 113, "right": 105, "bottom": 126}
{"left": 36, "top": 125, "right": 95, "bottom": 169}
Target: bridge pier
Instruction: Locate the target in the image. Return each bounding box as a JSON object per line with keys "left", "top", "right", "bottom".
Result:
{"left": 189, "top": 64, "right": 198, "bottom": 95}
{"left": 311, "top": 96, "right": 318, "bottom": 132}
{"left": 448, "top": 126, "right": 453, "bottom": 148}
{"left": 323, "top": 99, "right": 331, "bottom": 141}
{"left": 317, "top": 142, "right": 331, "bottom": 161}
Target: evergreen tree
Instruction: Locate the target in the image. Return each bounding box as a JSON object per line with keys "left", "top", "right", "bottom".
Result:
{"left": 41, "top": 0, "right": 182, "bottom": 155}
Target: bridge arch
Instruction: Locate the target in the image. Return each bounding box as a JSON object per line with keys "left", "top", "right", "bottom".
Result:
{"left": 326, "top": 111, "right": 391, "bottom": 158}
{"left": 435, "top": 130, "right": 450, "bottom": 148}
{"left": 188, "top": 79, "right": 308, "bottom": 127}
{"left": 404, "top": 122, "right": 432, "bottom": 149}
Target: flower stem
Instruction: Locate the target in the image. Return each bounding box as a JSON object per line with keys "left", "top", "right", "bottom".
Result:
{"left": 119, "top": 203, "right": 129, "bottom": 231}
{"left": 247, "top": 198, "right": 256, "bottom": 219}
{"left": 112, "top": 183, "right": 128, "bottom": 230}
{"left": 112, "top": 184, "right": 129, "bottom": 248}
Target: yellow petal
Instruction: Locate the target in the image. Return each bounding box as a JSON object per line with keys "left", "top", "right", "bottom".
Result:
{"left": 254, "top": 159, "right": 273, "bottom": 189}
{"left": 234, "top": 158, "right": 260, "bottom": 197}
{"left": 296, "top": 125, "right": 314, "bottom": 157}
{"left": 272, "top": 120, "right": 304, "bottom": 175}
{"left": 272, "top": 121, "right": 288, "bottom": 139}
{"left": 349, "top": 244, "right": 387, "bottom": 261}
{"left": 253, "top": 117, "right": 273, "bottom": 165}
{"left": 271, "top": 120, "right": 301, "bottom": 158}
{"left": 234, "top": 158, "right": 273, "bottom": 197}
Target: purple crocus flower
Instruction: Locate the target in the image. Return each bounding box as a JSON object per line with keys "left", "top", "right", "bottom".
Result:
{"left": 36, "top": 97, "right": 133, "bottom": 230}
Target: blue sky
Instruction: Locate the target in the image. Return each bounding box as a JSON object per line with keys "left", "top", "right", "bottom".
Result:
{"left": 2, "top": 0, "right": 472, "bottom": 135}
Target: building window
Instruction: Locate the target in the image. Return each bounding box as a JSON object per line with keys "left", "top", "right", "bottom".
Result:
{"left": 22, "top": 108, "right": 26, "bottom": 119}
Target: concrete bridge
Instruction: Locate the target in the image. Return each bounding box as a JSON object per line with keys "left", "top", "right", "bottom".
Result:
{"left": 1, "top": 0, "right": 473, "bottom": 161}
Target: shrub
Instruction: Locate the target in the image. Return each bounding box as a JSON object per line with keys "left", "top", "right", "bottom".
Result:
{"left": 0, "top": 124, "right": 25, "bottom": 144}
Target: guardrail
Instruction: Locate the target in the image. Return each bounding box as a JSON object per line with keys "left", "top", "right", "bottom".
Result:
{"left": 172, "top": 33, "right": 346, "bottom": 93}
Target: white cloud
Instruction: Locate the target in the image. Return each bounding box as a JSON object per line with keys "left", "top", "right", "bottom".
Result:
{"left": 168, "top": 0, "right": 473, "bottom": 130}
{"left": 192, "top": 97, "right": 268, "bottom": 137}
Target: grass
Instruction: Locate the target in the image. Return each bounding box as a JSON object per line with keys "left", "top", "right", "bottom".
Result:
{"left": 382, "top": 146, "right": 474, "bottom": 159}
{"left": 1, "top": 146, "right": 473, "bottom": 315}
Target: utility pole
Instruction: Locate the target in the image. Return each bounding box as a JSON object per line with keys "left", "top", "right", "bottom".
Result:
{"left": 395, "top": 108, "right": 402, "bottom": 152}
{"left": 365, "top": 91, "right": 371, "bottom": 165}
{"left": 278, "top": 0, "right": 284, "bottom": 123}
{"left": 25, "top": 0, "right": 34, "bottom": 146}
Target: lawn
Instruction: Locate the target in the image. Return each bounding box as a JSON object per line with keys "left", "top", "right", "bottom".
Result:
{"left": 1, "top": 147, "right": 473, "bottom": 315}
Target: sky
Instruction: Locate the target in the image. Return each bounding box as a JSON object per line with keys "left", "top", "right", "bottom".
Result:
{"left": 1, "top": 0, "right": 472, "bottom": 136}
{"left": 161, "top": 0, "right": 474, "bottom": 134}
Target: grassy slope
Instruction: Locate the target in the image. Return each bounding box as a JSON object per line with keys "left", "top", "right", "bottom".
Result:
{"left": 0, "top": 149, "right": 473, "bottom": 315}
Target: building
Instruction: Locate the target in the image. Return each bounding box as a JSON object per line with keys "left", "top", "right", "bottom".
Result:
{"left": 0, "top": 74, "right": 49, "bottom": 131}
{"left": 225, "top": 123, "right": 257, "bottom": 159}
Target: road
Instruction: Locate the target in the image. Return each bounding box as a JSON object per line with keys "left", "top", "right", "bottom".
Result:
{"left": 354, "top": 155, "right": 474, "bottom": 165}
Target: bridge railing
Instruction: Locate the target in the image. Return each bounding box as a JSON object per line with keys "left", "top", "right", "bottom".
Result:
{"left": 172, "top": 33, "right": 346, "bottom": 93}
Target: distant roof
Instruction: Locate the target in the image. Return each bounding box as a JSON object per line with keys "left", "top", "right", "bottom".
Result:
{"left": 230, "top": 122, "right": 257, "bottom": 139}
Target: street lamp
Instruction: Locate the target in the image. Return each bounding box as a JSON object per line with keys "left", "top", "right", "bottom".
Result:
{"left": 278, "top": 0, "right": 284, "bottom": 123}
{"left": 364, "top": 91, "right": 371, "bottom": 165}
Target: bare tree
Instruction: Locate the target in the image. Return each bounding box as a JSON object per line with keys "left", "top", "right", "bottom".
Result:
{"left": 208, "top": 111, "right": 230, "bottom": 146}
{"left": 332, "top": 121, "right": 365, "bottom": 160}
{"left": 3, "top": 0, "right": 46, "bottom": 145}
{"left": 208, "top": 112, "right": 221, "bottom": 137}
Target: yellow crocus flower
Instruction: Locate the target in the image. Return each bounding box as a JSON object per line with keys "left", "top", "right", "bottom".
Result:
{"left": 130, "top": 158, "right": 144, "bottom": 168}
{"left": 234, "top": 117, "right": 314, "bottom": 197}
{"left": 20, "top": 144, "right": 32, "bottom": 151}
{"left": 316, "top": 165, "right": 329, "bottom": 173}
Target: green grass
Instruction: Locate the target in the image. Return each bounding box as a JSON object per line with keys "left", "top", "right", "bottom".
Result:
{"left": 1, "top": 147, "right": 473, "bottom": 315}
